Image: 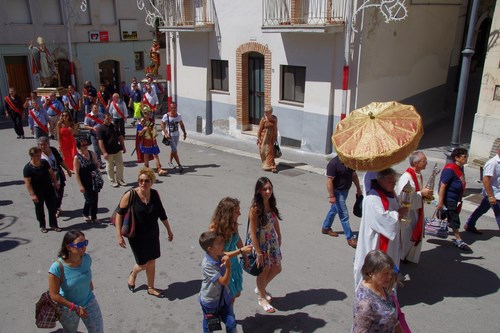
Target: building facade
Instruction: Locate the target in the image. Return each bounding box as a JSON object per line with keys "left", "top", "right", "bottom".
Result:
{"left": 0, "top": 0, "right": 159, "bottom": 104}
{"left": 161, "top": 0, "right": 473, "bottom": 154}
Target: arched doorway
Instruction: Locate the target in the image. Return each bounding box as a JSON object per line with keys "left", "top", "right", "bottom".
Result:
{"left": 57, "top": 59, "right": 72, "bottom": 88}
{"left": 235, "top": 42, "right": 271, "bottom": 131}
{"left": 98, "top": 60, "right": 120, "bottom": 92}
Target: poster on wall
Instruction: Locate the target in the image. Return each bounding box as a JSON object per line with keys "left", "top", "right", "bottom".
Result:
{"left": 120, "top": 19, "right": 138, "bottom": 41}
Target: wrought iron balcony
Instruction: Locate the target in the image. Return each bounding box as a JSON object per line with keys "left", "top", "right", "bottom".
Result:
{"left": 262, "top": 0, "right": 347, "bottom": 33}
{"left": 159, "top": 0, "right": 215, "bottom": 32}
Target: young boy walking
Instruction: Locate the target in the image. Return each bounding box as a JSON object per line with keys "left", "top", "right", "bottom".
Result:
{"left": 198, "top": 231, "right": 237, "bottom": 333}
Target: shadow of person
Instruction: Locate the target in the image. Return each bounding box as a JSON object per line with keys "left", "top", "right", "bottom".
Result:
{"left": 169, "top": 164, "right": 220, "bottom": 175}
{"left": 271, "top": 288, "right": 348, "bottom": 311}
{"left": 461, "top": 229, "right": 500, "bottom": 246}
{"left": 0, "top": 231, "right": 30, "bottom": 253}
{"left": 398, "top": 238, "right": 500, "bottom": 307}
{"left": 0, "top": 180, "right": 24, "bottom": 187}
{"left": 238, "top": 312, "right": 327, "bottom": 333}
{"left": 163, "top": 279, "right": 202, "bottom": 300}
{"left": 0, "top": 200, "right": 13, "bottom": 206}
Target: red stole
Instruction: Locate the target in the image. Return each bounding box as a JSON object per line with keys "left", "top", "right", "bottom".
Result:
{"left": 4, "top": 96, "right": 23, "bottom": 115}
{"left": 67, "top": 93, "right": 79, "bottom": 110}
{"left": 29, "top": 109, "right": 49, "bottom": 133}
{"left": 443, "top": 163, "right": 466, "bottom": 213}
{"left": 406, "top": 168, "right": 424, "bottom": 244}
{"left": 142, "top": 94, "right": 156, "bottom": 111}
{"left": 48, "top": 101, "right": 62, "bottom": 115}
{"left": 374, "top": 189, "right": 390, "bottom": 253}
{"left": 97, "top": 92, "right": 108, "bottom": 108}
{"left": 112, "top": 100, "right": 126, "bottom": 119}
{"left": 85, "top": 113, "right": 103, "bottom": 125}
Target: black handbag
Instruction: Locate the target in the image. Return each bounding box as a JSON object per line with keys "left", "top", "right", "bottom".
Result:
{"left": 353, "top": 194, "right": 363, "bottom": 218}
{"left": 274, "top": 141, "right": 282, "bottom": 158}
{"left": 162, "top": 115, "right": 171, "bottom": 146}
{"left": 240, "top": 219, "right": 263, "bottom": 276}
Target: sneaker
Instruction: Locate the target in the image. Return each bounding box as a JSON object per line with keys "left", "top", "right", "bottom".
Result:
{"left": 464, "top": 224, "right": 483, "bottom": 234}
{"left": 118, "top": 180, "right": 127, "bottom": 186}
{"left": 321, "top": 228, "right": 339, "bottom": 237}
{"left": 110, "top": 181, "right": 119, "bottom": 188}
{"left": 452, "top": 239, "right": 472, "bottom": 252}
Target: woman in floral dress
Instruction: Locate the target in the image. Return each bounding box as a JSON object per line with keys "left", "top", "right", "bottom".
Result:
{"left": 249, "top": 177, "right": 282, "bottom": 313}
{"left": 256, "top": 106, "right": 278, "bottom": 173}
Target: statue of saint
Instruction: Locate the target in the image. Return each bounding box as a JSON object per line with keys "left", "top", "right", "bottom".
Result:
{"left": 29, "top": 36, "right": 59, "bottom": 87}
{"left": 147, "top": 38, "right": 161, "bottom": 77}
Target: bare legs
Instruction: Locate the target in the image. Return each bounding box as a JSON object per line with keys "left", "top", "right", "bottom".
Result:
{"left": 143, "top": 154, "right": 167, "bottom": 175}
{"left": 256, "top": 264, "right": 281, "bottom": 312}
{"left": 170, "top": 151, "right": 181, "bottom": 166}
{"left": 128, "top": 259, "right": 162, "bottom": 295}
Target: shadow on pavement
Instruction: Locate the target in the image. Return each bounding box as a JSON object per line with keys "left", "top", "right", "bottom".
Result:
{"left": 0, "top": 231, "right": 30, "bottom": 253}
{"left": 0, "top": 180, "right": 24, "bottom": 187}
{"left": 398, "top": 238, "right": 500, "bottom": 307}
{"left": 271, "top": 288, "right": 348, "bottom": 311}
{"left": 163, "top": 279, "right": 202, "bottom": 300}
{"left": 238, "top": 312, "right": 327, "bottom": 333}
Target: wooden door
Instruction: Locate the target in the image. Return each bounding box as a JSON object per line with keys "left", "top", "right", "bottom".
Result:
{"left": 4, "top": 56, "right": 31, "bottom": 99}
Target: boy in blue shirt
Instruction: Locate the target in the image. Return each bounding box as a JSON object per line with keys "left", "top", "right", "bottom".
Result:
{"left": 199, "top": 231, "right": 236, "bottom": 333}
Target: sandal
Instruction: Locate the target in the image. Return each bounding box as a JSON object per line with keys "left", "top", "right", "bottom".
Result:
{"left": 453, "top": 239, "right": 472, "bottom": 252}
{"left": 258, "top": 297, "right": 275, "bottom": 313}
{"left": 128, "top": 271, "right": 136, "bottom": 292}
{"left": 147, "top": 287, "right": 165, "bottom": 298}
{"left": 55, "top": 208, "right": 62, "bottom": 218}
{"left": 53, "top": 227, "right": 62, "bottom": 232}
{"left": 40, "top": 228, "right": 48, "bottom": 233}
{"left": 157, "top": 168, "right": 168, "bottom": 176}
{"left": 254, "top": 287, "right": 272, "bottom": 302}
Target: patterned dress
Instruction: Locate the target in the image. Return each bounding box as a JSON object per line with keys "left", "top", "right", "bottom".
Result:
{"left": 224, "top": 233, "right": 243, "bottom": 297}
{"left": 258, "top": 115, "right": 277, "bottom": 171}
{"left": 251, "top": 212, "right": 282, "bottom": 266}
{"left": 353, "top": 283, "right": 399, "bottom": 333}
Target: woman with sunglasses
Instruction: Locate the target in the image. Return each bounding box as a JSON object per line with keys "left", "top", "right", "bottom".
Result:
{"left": 56, "top": 110, "right": 79, "bottom": 171}
{"left": 48, "top": 230, "right": 103, "bottom": 333}
{"left": 115, "top": 167, "right": 173, "bottom": 298}
{"left": 74, "top": 138, "right": 101, "bottom": 223}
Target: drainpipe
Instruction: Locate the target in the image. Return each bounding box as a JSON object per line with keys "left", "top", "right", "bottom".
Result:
{"left": 61, "top": 0, "right": 76, "bottom": 87}
{"left": 447, "top": 0, "right": 480, "bottom": 162}
{"left": 341, "top": 0, "right": 353, "bottom": 120}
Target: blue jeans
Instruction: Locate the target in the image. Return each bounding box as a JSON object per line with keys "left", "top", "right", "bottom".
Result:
{"left": 322, "top": 190, "right": 354, "bottom": 240}
{"left": 467, "top": 196, "right": 500, "bottom": 229}
{"left": 58, "top": 296, "right": 103, "bottom": 333}
{"left": 201, "top": 302, "right": 236, "bottom": 333}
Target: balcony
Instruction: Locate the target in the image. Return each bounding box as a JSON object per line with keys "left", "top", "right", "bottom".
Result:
{"left": 159, "top": 0, "right": 215, "bottom": 32}
{"left": 262, "top": 0, "right": 347, "bottom": 33}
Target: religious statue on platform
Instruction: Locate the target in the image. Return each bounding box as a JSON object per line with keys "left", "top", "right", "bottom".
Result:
{"left": 146, "top": 38, "right": 161, "bottom": 77}
{"left": 29, "top": 36, "right": 59, "bottom": 87}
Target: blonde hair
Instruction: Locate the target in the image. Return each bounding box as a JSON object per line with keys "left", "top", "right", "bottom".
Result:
{"left": 208, "top": 197, "right": 240, "bottom": 242}
{"left": 138, "top": 167, "right": 156, "bottom": 184}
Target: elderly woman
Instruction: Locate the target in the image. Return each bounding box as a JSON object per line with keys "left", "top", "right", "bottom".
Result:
{"left": 23, "top": 147, "right": 61, "bottom": 232}
{"left": 437, "top": 147, "right": 471, "bottom": 251}
{"left": 39, "top": 136, "right": 72, "bottom": 218}
{"left": 74, "top": 138, "right": 101, "bottom": 223}
{"left": 115, "top": 167, "right": 173, "bottom": 298}
{"left": 48, "top": 230, "right": 103, "bottom": 333}
{"left": 353, "top": 250, "right": 403, "bottom": 333}
{"left": 56, "top": 110, "right": 79, "bottom": 171}
{"left": 256, "top": 106, "right": 278, "bottom": 173}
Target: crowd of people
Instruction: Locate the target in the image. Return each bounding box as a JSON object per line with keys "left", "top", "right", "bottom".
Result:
{"left": 5, "top": 75, "right": 500, "bottom": 332}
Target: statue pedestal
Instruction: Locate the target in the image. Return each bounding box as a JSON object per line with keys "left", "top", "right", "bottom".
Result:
{"left": 35, "top": 87, "right": 67, "bottom": 98}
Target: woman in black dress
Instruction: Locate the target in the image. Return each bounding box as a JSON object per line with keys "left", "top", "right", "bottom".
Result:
{"left": 38, "top": 136, "right": 72, "bottom": 217}
{"left": 74, "top": 138, "right": 100, "bottom": 223}
{"left": 115, "top": 167, "right": 173, "bottom": 298}
{"left": 23, "top": 147, "right": 61, "bottom": 233}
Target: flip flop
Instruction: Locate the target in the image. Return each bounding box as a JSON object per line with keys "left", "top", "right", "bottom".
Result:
{"left": 40, "top": 228, "right": 48, "bottom": 233}
{"left": 258, "top": 298, "right": 275, "bottom": 313}
{"left": 254, "top": 287, "right": 272, "bottom": 302}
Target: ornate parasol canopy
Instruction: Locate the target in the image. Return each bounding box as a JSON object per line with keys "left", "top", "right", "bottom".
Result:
{"left": 332, "top": 101, "right": 423, "bottom": 171}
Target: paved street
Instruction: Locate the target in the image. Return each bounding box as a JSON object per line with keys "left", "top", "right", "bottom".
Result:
{"left": 0, "top": 118, "right": 499, "bottom": 333}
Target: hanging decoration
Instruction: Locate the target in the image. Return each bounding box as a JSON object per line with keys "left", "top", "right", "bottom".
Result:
{"left": 352, "top": 0, "right": 409, "bottom": 32}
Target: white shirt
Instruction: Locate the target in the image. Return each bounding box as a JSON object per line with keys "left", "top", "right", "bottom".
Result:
{"left": 353, "top": 189, "right": 402, "bottom": 288}
{"left": 483, "top": 154, "right": 500, "bottom": 199}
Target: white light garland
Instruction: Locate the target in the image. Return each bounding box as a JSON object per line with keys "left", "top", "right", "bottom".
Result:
{"left": 80, "top": 0, "right": 87, "bottom": 12}
{"left": 137, "top": 0, "right": 167, "bottom": 28}
{"left": 352, "top": 0, "right": 408, "bottom": 32}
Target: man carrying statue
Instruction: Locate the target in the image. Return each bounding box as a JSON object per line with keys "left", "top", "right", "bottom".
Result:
{"left": 29, "top": 36, "right": 59, "bottom": 87}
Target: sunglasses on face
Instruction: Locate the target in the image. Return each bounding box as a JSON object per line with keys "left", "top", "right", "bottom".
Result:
{"left": 69, "top": 239, "right": 89, "bottom": 249}
{"left": 138, "top": 178, "right": 151, "bottom": 184}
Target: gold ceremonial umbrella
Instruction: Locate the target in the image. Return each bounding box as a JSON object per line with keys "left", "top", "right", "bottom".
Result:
{"left": 332, "top": 101, "right": 423, "bottom": 171}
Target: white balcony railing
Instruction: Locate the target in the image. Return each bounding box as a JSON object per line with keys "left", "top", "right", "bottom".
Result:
{"left": 263, "top": 0, "right": 347, "bottom": 27}
{"left": 161, "top": 0, "right": 215, "bottom": 30}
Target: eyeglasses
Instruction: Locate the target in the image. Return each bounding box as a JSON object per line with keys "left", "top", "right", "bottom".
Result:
{"left": 69, "top": 239, "right": 89, "bottom": 249}
{"left": 138, "top": 178, "right": 151, "bottom": 184}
